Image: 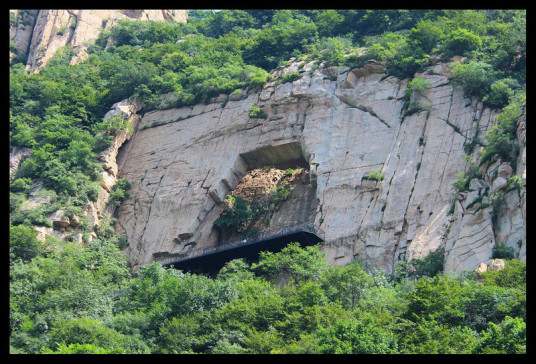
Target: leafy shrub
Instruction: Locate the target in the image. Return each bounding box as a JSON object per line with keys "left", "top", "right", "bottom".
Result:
{"left": 407, "top": 19, "right": 445, "bottom": 52}
{"left": 363, "top": 168, "right": 384, "bottom": 181}
{"left": 306, "top": 36, "right": 353, "bottom": 67}
{"left": 248, "top": 104, "right": 267, "bottom": 119}
{"left": 483, "top": 79, "right": 515, "bottom": 109}
{"left": 316, "top": 316, "right": 398, "bottom": 354}
{"left": 10, "top": 224, "right": 44, "bottom": 263}
{"left": 96, "top": 115, "right": 133, "bottom": 137}
{"left": 480, "top": 259, "right": 525, "bottom": 289}
{"left": 443, "top": 28, "right": 482, "bottom": 56}
{"left": 404, "top": 77, "right": 432, "bottom": 100}
{"left": 473, "top": 316, "right": 526, "bottom": 354}
{"left": 281, "top": 71, "right": 301, "bottom": 83}
{"left": 394, "top": 247, "right": 445, "bottom": 280}
{"left": 452, "top": 156, "right": 481, "bottom": 193}
{"left": 366, "top": 32, "right": 429, "bottom": 79}
{"left": 10, "top": 178, "right": 33, "bottom": 194}
{"left": 506, "top": 175, "right": 523, "bottom": 192}
{"left": 243, "top": 12, "right": 319, "bottom": 70}
{"left": 405, "top": 275, "right": 465, "bottom": 326}
{"left": 398, "top": 319, "right": 478, "bottom": 354}
{"left": 492, "top": 243, "right": 515, "bottom": 260}
{"left": 46, "top": 317, "right": 134, "bottom": 353}
{"left": 102, "top": 19, "right": 185, "bottom": 48}
{"left": 479, "top": 97, "right": 523, "bottom": 165}
{"left": 214, "top": 195, "right": 266, "bottom": 233}
{"left": 270, "top": 180, "right": 291, "bottom": 205}
{"left": 108, "top": 178, "right": 131, "bottom": 206}
{"left": 252, "top": 242, "right": 328, "bottom": 282}
{"left": 450, "top": 60, "right": 493, "bottom": 98}
{"left": 41, "top": 343, "right": 127, "bottom": 354}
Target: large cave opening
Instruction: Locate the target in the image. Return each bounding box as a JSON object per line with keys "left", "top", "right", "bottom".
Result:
{"left": 167, "top": 142, "right": 323, "bottom": 275}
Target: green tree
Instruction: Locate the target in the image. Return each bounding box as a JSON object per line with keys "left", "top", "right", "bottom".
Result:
{"left": 46, "top": 317, "right": 145, "bottom": 353}
{"left": 315, "top": 315, "right": 398, "bottom": 354}
{"left": 398, "top": 318, "right": 478, "bottom": 354}
{"left": 407, "top": 19, "right": 445, "bottom": 52}
{"left": 473, "top": 316, "right": 526, "bottom": 354}
{"left": 479, "top": 259, "right": 526, "bottom": 289}
{"left": 10, "top": 224, "right": 44, "bottom": 263}
{"left": 108, "top": 178, "right": 131, "bottom": 206}
{"left": 41, "top": 343, "right": 127, "bottom": 354}
{"left": 451, "top": 60, "right": 493, "bottom": 98}
{"left": 315, "top": 10, "right": 345, "bottom": 37}
{"left": 252, "top": 243, "right": 328, "bottom": 283}
{"left": 405, "top": 275, "right": 465, "bottom": 326}
{"left": 318, "top": 260, "right": 374, "bottom": 311}
{"left": 483, "top": 79, "right": 515, "bottom": 109}
{"left": 443, "top": 28, "right": 482, "bottom": 56}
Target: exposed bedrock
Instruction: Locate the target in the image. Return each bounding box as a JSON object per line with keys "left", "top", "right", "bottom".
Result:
{"left": 114, "top": 60, "right": 525, "bottom": 273}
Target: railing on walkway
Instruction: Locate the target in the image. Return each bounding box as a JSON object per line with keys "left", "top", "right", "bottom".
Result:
{"left": 164, "top": 222, "right": 325, "bottom": 265}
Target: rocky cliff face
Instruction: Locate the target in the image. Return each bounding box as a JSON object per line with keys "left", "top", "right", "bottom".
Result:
{"left": 114, "top": 59, "right": 526, "bottom": 273}
{"left": 9, "top": 9, "right": 188, "bottom": 72}
{"left": 10, "top": 10, "right": 525, "bottom": 274}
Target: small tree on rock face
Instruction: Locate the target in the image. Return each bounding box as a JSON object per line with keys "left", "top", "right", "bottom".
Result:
{"left": 404, "top": 77, "right": 432, "bottom": 100}
{"left": 248, "top": 104, "right": 267, "bottom": 119}
{"left": 363, "top": 168, "right": 384, "bottom": 181}
{"left": 108, "top": 178, "right": 131, "bottom": 206}
{"left": 483, "top": 79, "right": 515, "bottom": 109}
{"left": 451, "top": 60, "right": 493, "bottom": 99}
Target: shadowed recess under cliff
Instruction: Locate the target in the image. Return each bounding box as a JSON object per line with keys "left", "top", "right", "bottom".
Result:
{"left": 167, "top": 226, "right": 324, "bottom": 276}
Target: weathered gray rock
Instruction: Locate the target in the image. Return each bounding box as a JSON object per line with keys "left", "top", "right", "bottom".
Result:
{"left": 9, "top": 10, "right": 39, "bottom": 61}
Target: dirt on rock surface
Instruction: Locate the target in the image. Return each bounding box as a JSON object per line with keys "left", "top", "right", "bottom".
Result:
{"left": 227, "top": 167, "right": 308, "bottom": 205}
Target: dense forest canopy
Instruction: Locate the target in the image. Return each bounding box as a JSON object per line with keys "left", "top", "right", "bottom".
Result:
{"left": 9, "top": 9, "right": 526, "bottom": 354}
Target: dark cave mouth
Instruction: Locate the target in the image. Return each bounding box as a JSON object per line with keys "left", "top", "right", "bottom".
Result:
{"left": 239, "top": 141, "right": 309, "bottom": 170}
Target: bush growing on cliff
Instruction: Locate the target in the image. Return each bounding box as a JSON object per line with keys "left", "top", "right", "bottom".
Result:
{"left": 404, "top": 77, "right": 432, "bottom": 100}
{"left": 10, "top": 224, "right": 44, "bottom": 263}
{"left": 483, "top": 79, "right": 516, "bottom": 109}
{"left": 108, "top": 178, "right": 131, "bottom": 207}
{"left": 491, "top": 243, "right": 515, "bottom": 260}
{"left": 450, "top": 60, "right": 493, "bottom": 99}
{"left": 248, "top": 104, "right": 267, "bottom": 119}
{"left": 363, "top": 168, "right": 384, "bottom": 181}
{"left": 479, "top": 93, "right": 524, "bottom": 166}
